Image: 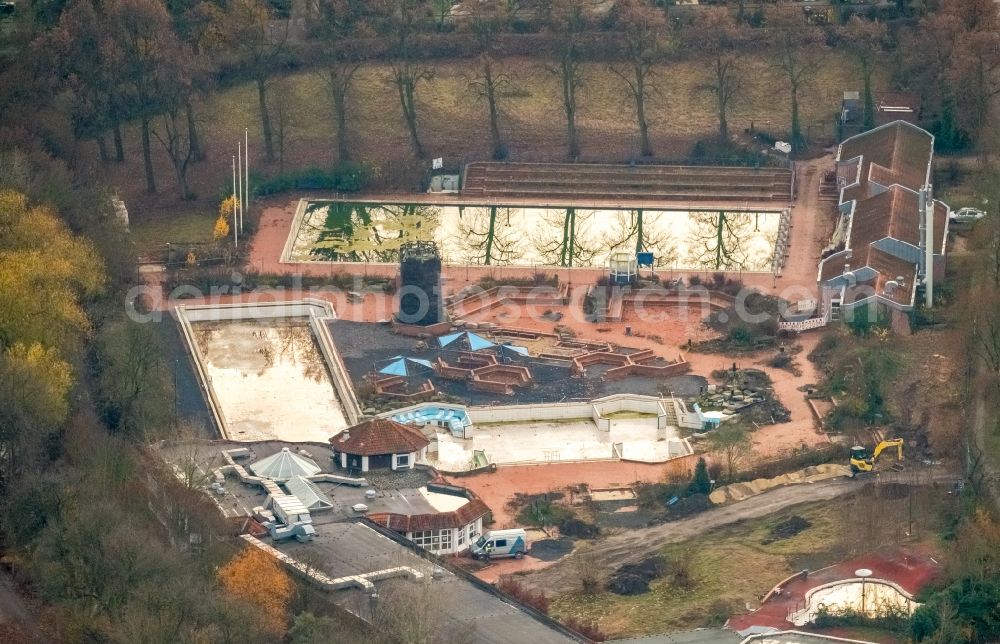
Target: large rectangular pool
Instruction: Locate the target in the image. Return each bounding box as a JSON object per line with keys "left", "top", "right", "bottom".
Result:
{"left": 284, "top": 200, "right": 782, "bottom": 272}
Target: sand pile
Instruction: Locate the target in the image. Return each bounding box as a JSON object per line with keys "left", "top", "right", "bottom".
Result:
{"left": 709, "top": 463, "right": 852, "bottom": 504}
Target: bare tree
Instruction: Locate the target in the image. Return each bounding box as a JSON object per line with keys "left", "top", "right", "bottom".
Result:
{"left": 104, "top": 0, "right": 188, "bottom": 194}
{"left": 611, "top": 0, "right": 667, "bottom": 157}
{"left": 386, "top": 0, "right": 434, "bottom": 158}
{"left": 708, "top": 423, "right": 751, "bottom": 482}
{"left": 269, "top": 76, "right": 300, "bottom": 173}
{"left": 152, "top": 105, "right": 196, "bottom": 200}
{"left": 949, "top": 28, "right": 1000, "bottom": 142}
{"left": 315, "top": 0, "right": 375, "bottom": 165}
{"left": 152, "top": 48, "right": 207, "bottom": 200}
{"left": 688, "top": 8, "right": 745, "bottom": 142}
{"left": 370, "top": 578, "right": 478, "bottom": 644}
{"left": 47, "top": 0, "right": 125, "bottom": 162}
{"left": 467, "top": 1, "right": 511, "bottom": 160}
{"left": 95, "top": 319, "right": 172, "bottom": 439}
{"left": 841, "top": 16, "right": 887, "bottom": 132}
{"left": 970, "top": 293, "right": 1000, "bottom": 394}
{"left": 545, "top": 0, "right": 589, "bottom": 159}
{"left": 766, "top": 7, "right": 824, "bottom": 151}
{"left": 211, "top": 0, "right": 289, "bottom": 162}
{"left": 977, "top": 196, "right": 1000, "bottom": 287}
{"left": 900, "top": 13, "right": 966, "bottom": 150}
{"left": 431, "top": 0, "right": 453, "bottom": 31}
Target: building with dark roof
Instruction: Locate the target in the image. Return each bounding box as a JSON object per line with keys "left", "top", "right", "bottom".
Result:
{"left": 818, "top": 120, "right": 949, "bottom": 316}
{"left": 331, "top": 418, "right": 430, "bottom": 472}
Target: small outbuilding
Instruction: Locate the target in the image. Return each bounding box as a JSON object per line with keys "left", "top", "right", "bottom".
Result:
{"left": 331, "top": 418, "right": 430, "bottom": 473}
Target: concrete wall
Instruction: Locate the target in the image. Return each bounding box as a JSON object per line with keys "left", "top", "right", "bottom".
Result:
{"left": 468, "top": 394, "right": 671, "bottom": 432}
{"left": 591, "top": 395, "right": 668, "bottom": 431}
{"left": 178, "top": 299, "right": 331, "bottom": 322}
{"left": 468, "top": 401, "right": 594, "bottom": 425}
{"left": 310, "top": 309, "right": 362, "bottom": 425}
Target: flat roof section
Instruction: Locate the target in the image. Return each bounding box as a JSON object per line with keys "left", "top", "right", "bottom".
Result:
{"left": 610, "top": 628, "right": 742, "bottom": 643}
{"left": 277, "top": 521, "right": 582, "bottom": 643}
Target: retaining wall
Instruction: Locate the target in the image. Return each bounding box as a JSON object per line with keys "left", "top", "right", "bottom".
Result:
{"left": 604, "top": 361, "right": 691, "bottom": 380}
{"left": 178, "top": 299, "right": 330, "bottom": 322}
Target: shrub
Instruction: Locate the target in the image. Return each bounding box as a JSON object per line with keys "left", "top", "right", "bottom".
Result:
{"left": 496, "top": 576, "right": 549, "bottom": 614}
{"left": 705, "top": 599, "right": 734, "bottom": 627}
{"left": 769, "top": 352, "right": 793, "bottom": 369}
{"left": 688, "top": 458, "right": 711, "bottom": 495}
{"left": 561, "top": 616, "right": 607, "bottom": 641}
{"left": 665, "top": 552, "right": 694, "bottom": 590}
{"left": 558, "top": 518, "right": 599, "bottom": 539}
{"left": 251, "top": 163, "right": 370, "bottom": 197}
{"left": 517, "top": 498, "right": 575, "bottom": 529}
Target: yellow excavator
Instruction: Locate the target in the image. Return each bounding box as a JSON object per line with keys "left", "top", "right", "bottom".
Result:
{"left": 850, "top": 439, "right": 904, "bottom": 476}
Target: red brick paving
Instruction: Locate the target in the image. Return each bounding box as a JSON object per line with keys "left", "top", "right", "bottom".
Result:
{"left": 445, "top": 456, "right": 699, "bottom": 528}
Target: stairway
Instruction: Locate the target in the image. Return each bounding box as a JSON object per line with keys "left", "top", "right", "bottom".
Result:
{"left": 662, "top": 398, "right": 680, "bottom": 427}
{"left": 819, "top": 170, "right": 840, "bottom": 202}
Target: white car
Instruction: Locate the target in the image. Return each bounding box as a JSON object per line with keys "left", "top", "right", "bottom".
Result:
{"left": 950, "top": 207, "right": 988, "bottom": 224}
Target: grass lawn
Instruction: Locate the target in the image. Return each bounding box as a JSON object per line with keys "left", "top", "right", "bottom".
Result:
{"left": 130, "top": 209, "right": 216, "bottom": 256}
{"left": 107, "top": 50, "right": 886, "bottom": 226}
{"left": 548, "top": 500, "right": 850, "bottom": 639}
{"left": 194, "top": 52, "right": 871, "bottom": 169}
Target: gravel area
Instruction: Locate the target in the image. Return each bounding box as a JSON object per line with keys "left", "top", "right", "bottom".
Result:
{"left": 362, "top": 467, "right": 434, "bottom": 491}
{"left": 529, "top": 538, "right": 575, "bottom": 561}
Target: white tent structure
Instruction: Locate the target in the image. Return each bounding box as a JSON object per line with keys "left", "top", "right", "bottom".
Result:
{"left": 284, "top": 476, "right": 335, "bottom": 511}
{"left": 249, "top": 448, "right": 321, "bottom": 482}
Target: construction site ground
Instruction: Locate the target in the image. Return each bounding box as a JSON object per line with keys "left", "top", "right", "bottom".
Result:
{"left": 513, "top": 468, "right": 952, "bottom": 640}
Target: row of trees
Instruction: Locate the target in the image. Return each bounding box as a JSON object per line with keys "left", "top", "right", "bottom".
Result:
{"left": 22, "top": 0, "right": 997, "bottom": 202}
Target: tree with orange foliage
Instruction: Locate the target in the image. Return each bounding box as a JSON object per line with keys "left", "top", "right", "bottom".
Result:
{"left": 214, "top": 195, "right": 236, "bottom": 241}
{"left": 217, "top": 545, "right": 294, "bottom": 635}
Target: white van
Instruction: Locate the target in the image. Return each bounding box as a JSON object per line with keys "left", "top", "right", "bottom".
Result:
{"left": 470, "top": 529, "right": 528, "bottom": 560}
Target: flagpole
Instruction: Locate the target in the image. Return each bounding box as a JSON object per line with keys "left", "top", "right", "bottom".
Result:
{"left": 232, "top": 155, "right": 238, "bottom": 249}
{"left": 244, "top": 127, "right": 250, "bottom": 233}
{"left": 237, "top": 142, "right": 243, "bottom": 233}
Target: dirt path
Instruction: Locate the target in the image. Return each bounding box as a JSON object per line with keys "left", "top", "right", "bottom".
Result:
{"left": 518, "top": 467, "right": 952, "bottom": 591}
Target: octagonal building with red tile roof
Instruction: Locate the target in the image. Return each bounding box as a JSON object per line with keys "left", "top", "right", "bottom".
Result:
{"left": 330, "top": 418, "right": 430, "bottom": 472}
